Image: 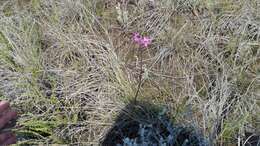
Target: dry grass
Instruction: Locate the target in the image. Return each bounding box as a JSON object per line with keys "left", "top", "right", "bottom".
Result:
{"left": 0, "top": 0, "right": 259, "bottom": 145}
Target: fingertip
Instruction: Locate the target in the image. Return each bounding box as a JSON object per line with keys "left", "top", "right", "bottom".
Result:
{"left": 0, "top": 101, "right": 9, "bottom": 106}
{"left": 0, "top": 101, "right": 10, "bottom": 111}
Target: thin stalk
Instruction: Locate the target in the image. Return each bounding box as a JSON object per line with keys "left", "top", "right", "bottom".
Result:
{"left": 134, "top": 48, "right": 143, "bottom": 103}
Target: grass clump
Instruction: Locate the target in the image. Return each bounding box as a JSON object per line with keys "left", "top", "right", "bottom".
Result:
{"left": 0, "top": 0, "right": 259, "bottom": 145}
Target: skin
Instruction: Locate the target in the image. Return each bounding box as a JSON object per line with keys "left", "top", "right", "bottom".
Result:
{"left": 0, "top": 101, "right": 17, "bottom": 145}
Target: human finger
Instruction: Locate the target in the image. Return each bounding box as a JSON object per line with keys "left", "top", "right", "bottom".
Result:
{"left": 0, "top": 111, "right": 17, "bottom": 129}
{"left": 0, "top": 102, "right": 9, "bottom": 113}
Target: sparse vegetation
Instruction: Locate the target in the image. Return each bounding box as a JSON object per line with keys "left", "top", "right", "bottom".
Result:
{"left": 0, "top": 0, "right": 259, "bottom": 145}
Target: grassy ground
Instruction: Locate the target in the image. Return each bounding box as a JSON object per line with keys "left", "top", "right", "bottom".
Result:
{"left": 0, "top": 0, "right": 259, "bottom": 145}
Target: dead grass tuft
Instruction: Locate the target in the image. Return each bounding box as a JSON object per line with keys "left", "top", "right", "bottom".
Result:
{"left": 0, "top": 0, "right": 259, "bottom": 145}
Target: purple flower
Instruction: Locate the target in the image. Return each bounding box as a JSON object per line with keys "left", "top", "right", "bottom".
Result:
{"left": 140, "top": 36, "right": 152, "bottom": 47}
{"left": 132, "top": 32, "right": 152, "bottom": 48}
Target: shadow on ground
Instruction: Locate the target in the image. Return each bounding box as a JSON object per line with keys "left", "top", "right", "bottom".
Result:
{"left": 101, "top": 101, "right": 207, "bottom": 146}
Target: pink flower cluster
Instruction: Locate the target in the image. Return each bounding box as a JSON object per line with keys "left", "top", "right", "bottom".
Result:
{"left": 132, "top": 32, "right": 152, "bottom": 48}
